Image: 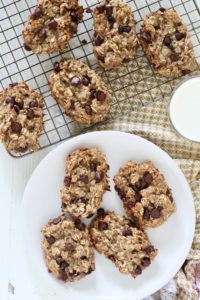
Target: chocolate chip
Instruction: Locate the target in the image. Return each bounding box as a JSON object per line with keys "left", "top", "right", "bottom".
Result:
{"left": 122, "top": 228, "right": 132, "bottom": 237}
{"left": 96, "top": 91, "right": 106, "bottom": 102}
{"left": 32, "top": 7, "right": 43, "bottom": 18}
{"left": 70, "top": 100, "right": 75, "bottom": 110}
{"left": 108, "top": 255, "right": 115, "bottom": 262}
{"left": 143, "top": 172, "right": 153, "bottom": 184}
{"left": 123, "top": 58, "right": 131, "bottom": 63}
{"left": 80, "top": 197, "right": 88, "bottom": 204}
{"left": 27, "top": 109, "right": 35, "bottom": 120}
{"left": 75, "top": 219, "right": 86, "bottom": 231}
{"left": 175, "top": 32, "right": 185, "bottom": 41}
{"left": 141, "top": 32, "right": 152, "bottom": 43}
{"left": 9, "top": 82, "right": 18, "bottom": 87}
{"left": 70, "top": 196, "right": 77, "bottom": 204}
{"left": 144, "top": 245, "right": 154, "bottom": 255}
{"left": 150, "top": 208, "right": 161, "bottom": 219}
{"left": 47, "top": 236, "right": 55, "bottom": 245}
{"left": 170, "top": 52, "right": 180, "bottom": 62}
{"left": 65, "top": 243, "right": 75, "bottom": 252}
{"left": 94, "top": 35, "right": 104, "bottom": 46}
{"left": 89, "top": 89, "right": 96, "bottom": 99}
{"left": 52, "top": 216, "right": 61, "bottom": 224}
{"left": 163, "top": 34, "right": 172, "bottom": 47}
{"left": 159, "top": 7, "right": 166, "bottom": 12}
{"left": 29, "top": 99, "right": 38, "bottom": 108}
{"left": 96, "top": 5, "right": 106, "bottom": 13}
{"left": 141, "top": 257, "right": 151, "bottom": 267}
{"left": 87, "top": 267, "right": 93, "bottom": 274}
{"left": 135, "top": 266, "right": 142, "bottom": 275}
{"left": 38, "top": 28, "right": 47, "bottom": 39}
{"left": 135, "top": 193, "right": 142, "bottom": 202}
{"left": 54, "top": 62, "right": 60, "bottom": 73}
{"left": 106, "top": 6, "right": 113, "bottom": 17}
{"left": 55, "top": 256, "right": 63, "bottom": 265}
{"left": 82, "top": 76, "right": 91, "bottom": 86}
{"left": 60, "top": 261, "right": 69, "bottom": 270}
{"left": 90, "top": 161, "right": 97, "bottom": 171}
{"left": 85, "top": 105, "right": 92, "bottom": 115}
{"left": 17, "top": 146, "right": 28, "bottom": 153}
{"left": 6, "top": 95, "right": 15, "bottom": 106}
{"left": 134, "top": 178, "right": 148, "bottom": 191}
{"left": 70, "top": 11, "right": 78, "bottom": 23}
{"left": 48, "top": 19, "right": 57, "bottom": 30}
{"left": 108, "top": 16, "right": 115, "bottom": 28}
{"left": 154, "top": 25, "right": 160, "bottom": 30}
{"left": 11, "top": 122, "right": 22, "bottom": 133}
{"left": 61, "top": 202, "right": 67, "bottom": 209}
{"left": 86, "top": 7, "right": 92, "bottom": 13}
{"left": 97, "top": 208, "right": 105, "bottom": 217}
{"left": 118, "top": 25, "right": 131, "bottom": 34}
{"left": 81, "top": 256, "right": 87, "bottom": 260}
{"left": 95, "top": 171, "right": 104, "bottom": 183}
{"left": 87, "top": 213, "right": 94, "bottom": 219}
{"left": 97, "top": 55, "right": 105, "bottom": 62}
{"left": 98, "top": 221, "right": 108, "bottom": 231}
{"left": 81, "top": 39, "right": 87, "bottom": 45}
{"left": 24, "top": 44, "right": 32, "bottom": 51}
{"left": 59, "top": 272, "right": 68, "bottom": 281}
{"left": 64, "top": 176, "right": 71, "bottom": 187}
{"left": 115, "top": 186, "right": 126, "bottom": 200}
{"left": 143, "top": 208, "right": 150, "bottom": 220}
{"left": 71, "top": 76, "right": 80, "bottom": 86}
{"left": 182, "top": 69, "right": 191, "bottom": 76}
{"left": 126, "top": 201, "right": 134, "bottom": 209}
{"left": 79, "top": 175, "right": 88, "bottom": 183}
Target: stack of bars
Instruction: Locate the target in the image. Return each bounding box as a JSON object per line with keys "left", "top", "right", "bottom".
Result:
{"left": 41, "top": 147, "right": 176, "bottom": 283}
{"left": 0, "top": 0, "right": 200, "bottom": 157}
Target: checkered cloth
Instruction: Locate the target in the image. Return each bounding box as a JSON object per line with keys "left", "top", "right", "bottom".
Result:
{"left": 97, "top": 99, "right": 200, "bottom": 299}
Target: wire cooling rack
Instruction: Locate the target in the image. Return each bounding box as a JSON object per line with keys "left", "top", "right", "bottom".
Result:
{"left": 0, "top": 0, "right": 200, "bottom": 157}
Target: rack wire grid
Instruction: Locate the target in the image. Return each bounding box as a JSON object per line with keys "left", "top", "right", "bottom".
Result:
{"left": 0, "top": 0, "right": 200, "bottom": 157}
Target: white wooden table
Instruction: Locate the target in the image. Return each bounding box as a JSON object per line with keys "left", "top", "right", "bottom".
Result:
{"left": 1, "top": 0, "right": 199, "bottom": 298}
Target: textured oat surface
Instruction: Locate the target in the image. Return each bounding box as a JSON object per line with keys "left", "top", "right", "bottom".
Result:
{"left": 93, "top": 0, "right": 138, "bottom": 69}
{"left": 23, "top": 0, "right": 83, "bottom": 54}
{"left": 90, "top": 210, "right": 157, "bottom": 278}
{"left": 0, "top": 82, "right": 44, "bottom": 154}
{"left": 114, "top": 160, "right": 176, "bottom": 228}
{"left": 140, "top": 9, "right": 196, "bottom": 77}
{"left": 41, "top": 214, "right": 95, "bottom": 282}
{"left": 61, "top": 148, "right": 110, "bottom": 218}
{"left": 49, "top": 58, "right": 111, "bottom": 124}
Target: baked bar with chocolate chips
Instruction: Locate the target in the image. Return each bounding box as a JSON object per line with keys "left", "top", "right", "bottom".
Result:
{"left": 61, "top": 148, "right": 110, "bottom": 218}
{"left": 114, "top": 160, "right": 175, "bottom": 228}
{"left": 0, "top": 82, "right": 44, "bottom": 154}
{"left": 23, "top": 0, "right": 83, "bottom": 54}
{"left": 90, "top": 210, "right": 157, "bottom": 278}
{"left": 93, "top": 0, "right": 138, "bottom": 68}
{"left": 41, "top": 214, "right": 95, "bottom": 282}
{"left": 49, "top": 58, "right": 111, "bottom": 124}
{"left": 140, "top": 8, "right": 196, "bottom": 77}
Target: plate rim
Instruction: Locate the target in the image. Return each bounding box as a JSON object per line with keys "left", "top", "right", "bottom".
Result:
{"left": 21, "top": 130, "right": 196, "bottom": 300}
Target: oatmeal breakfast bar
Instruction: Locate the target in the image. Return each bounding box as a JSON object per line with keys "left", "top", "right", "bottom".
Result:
{"left": 61, "top": 148, "right": 110, "bottom": 218}
{"left": 90, "top": 210, "right": 157, "bottom": 278}
{"left": 23, "top": 0, "right": 83, "bottom": 54}
{"left": 114, "top": 160, "right": 175, "bottom": 228}
{"left": 49, "top": 58, "right": 111, "bottom": 124}
{"left": 93, "top": 0, "right": 138, "bottom": 68}
{"left": 0, "top": 82, "right": 44, "bottom": 154}
{"left": 140, "top": 8, "right": 196, "bottom": 77}
{"left": 41, "top": 214, "right": 95, "bottom": 282}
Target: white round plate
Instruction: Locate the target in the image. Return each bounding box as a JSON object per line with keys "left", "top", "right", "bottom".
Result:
{"left": 21, "top": 131, "right": 195, "bottom": 300}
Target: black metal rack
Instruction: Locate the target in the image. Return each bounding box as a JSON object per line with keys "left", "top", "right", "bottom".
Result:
{"left": 0, "top": 0, "right": 200, "bottom": 157}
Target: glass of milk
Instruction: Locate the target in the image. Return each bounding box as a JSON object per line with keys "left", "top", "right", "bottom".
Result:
{"left": 168, "top": 76, "right": 200, "bottom": 143}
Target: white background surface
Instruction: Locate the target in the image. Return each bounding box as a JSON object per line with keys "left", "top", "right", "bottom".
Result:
{"left": 1, "top": 1, "right": 200, "bottom": 299}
